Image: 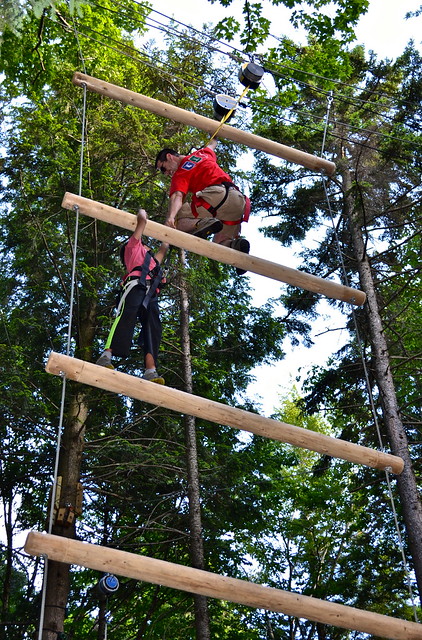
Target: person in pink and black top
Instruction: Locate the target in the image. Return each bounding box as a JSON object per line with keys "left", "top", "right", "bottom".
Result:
{"left": 155, "top": 138, "right": 250, "bottom": 274}
{"left": 96, "top": 209, "right": 169, "bottom": 384}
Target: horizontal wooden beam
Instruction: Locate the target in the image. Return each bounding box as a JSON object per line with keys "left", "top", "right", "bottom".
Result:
{"left": 72, "top": 71, "right": 336, "bottom": 176}
{"left": 62, "top": 192, "right": 366, "bottom": 306}
{"left": 25, "top": 532, "right": 420, "bottom": 639}
{"left": 46, "top": 352, "right": 403, "bottom": 474}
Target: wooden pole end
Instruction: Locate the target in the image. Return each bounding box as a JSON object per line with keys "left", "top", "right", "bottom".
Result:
{"left": 350, "top": 290, "right": 366, "bottom": 306}
{"left": 72, "top": 71, "right": 87, "bottom": 86}
{"left": 24, "top": 531, "right": 43, "bottom": 557}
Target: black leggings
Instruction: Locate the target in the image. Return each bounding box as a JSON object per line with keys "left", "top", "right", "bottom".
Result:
{"left": 105, "top": 285, "right": 162, "bottom": 362}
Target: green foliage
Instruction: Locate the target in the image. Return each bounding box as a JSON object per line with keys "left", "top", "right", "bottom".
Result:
{"left": 1, "top": 0, "right": 420, "bottom": 635}
{"left": 212, "top": 0, "right": 370, "bottom": 52}
{"left": 0, "top": 0, "right": 87, "bottom": 45}
{"left": 246, "top": 25, "right": 422, "bottom": 614}
{"left": 0, "top": 3, "right": 292, "bottom": 636}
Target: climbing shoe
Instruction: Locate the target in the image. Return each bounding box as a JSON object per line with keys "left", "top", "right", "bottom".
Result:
{"left": 230, "top": 237, "right": 250, "bottom": 275}
{"left": 142, "top": 370, "right": 165, "bottom": 385}
{"left": 95, "top": 352, "right": 114, "bottom": 369}
{"left": 192, "top": 218, "right": 223, "bottom": 238}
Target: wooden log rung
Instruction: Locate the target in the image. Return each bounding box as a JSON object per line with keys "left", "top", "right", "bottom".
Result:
{"left": 24, "top": 532, "right": 422, "bottom": 640}
{"left": 61, "top": 192, "right": 366, "bottom": 306}
{"left": 72, "top": 72, "right": 336, "bottom": 176}
{"left": 45, "top": 352, "right": 403, "bottom": 474}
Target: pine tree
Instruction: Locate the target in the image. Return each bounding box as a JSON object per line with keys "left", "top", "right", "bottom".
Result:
{"left": 249, "top": 41, "right": 422, "bottom": 607}
{"left": 0, "top": 4, "right": 287, "bottom": 637}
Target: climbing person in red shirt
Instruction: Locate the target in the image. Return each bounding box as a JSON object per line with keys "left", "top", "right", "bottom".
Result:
{"left": 155, "top": 138, "right": 250, "bottom": 274}
{"left": 95, "top": 208, "right": 169, "bottom": 384}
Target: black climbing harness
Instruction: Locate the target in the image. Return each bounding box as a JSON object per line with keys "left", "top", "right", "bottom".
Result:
{"left": 116, "top": 250, "right": 164, "bottom": 313}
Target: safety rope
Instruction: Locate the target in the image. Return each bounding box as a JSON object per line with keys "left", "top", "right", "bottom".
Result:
{"left": 36, "top": 19, "right": 88, "bottom": 640}
{"left": 320, "top": 93, "right": 419, "bottom": 622}
{"left": 71, "top": 11, "right": 87, "bottom": 75}
{"left": 207, "top": 84, "right": 251, "bottom": 144}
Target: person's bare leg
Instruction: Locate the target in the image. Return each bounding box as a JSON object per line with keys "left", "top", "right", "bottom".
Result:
{"left": 212, "top": 230, "right": 232, "bottom": 245}
{"left": 213, "top": 222, "right": 240, "bottom": 245}
{"left": 144, "top": 353, "right": 155, "bottom": 370}
{"left": 143, "top": 353, "right": 165, "bottom": 384}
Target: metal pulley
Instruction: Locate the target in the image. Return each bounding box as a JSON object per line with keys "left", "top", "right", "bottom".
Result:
{"left": 96, "top": 573, "right": 120, "bottom": 597}
{"left": 213, "top": 94, "right": 238, "bottom": 121}
{"left": 238, "top": 62, "right": 265, "bottom": 89}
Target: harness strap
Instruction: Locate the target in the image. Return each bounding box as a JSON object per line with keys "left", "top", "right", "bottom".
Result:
{"left": 120, "top": 251, "right": 163, "bottom": 311}
{"left": 115, "top": 278, "right": 139, "bottom": 316}
{"left": 191, "top": 195, "right": 214, "bottom": 218}
{"left": 242, "top": 195, "right": 251, "bottom": 222}
{"left": 138, "top": 252, "right": 152, "bottom": 287}
{"left": 142, "top": 265, "right": 163, "bottom": 309}
{"left": 191, "top": 182, "right": 250, "bottom": 225}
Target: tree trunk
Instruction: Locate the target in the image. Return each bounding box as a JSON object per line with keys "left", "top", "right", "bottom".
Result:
{"left": 342, "top": 165, "right": 422, "bottom": 606}
{"left": 41, "top": 297, "right": 98, "bottom": 638}
{"left": 41, "top": 389, "right": 89, "bottom": 639}
{"left": 97, "top": 598, "right": 108, "bottom": 639}
{"left": 178, "top": 249, "right": 211, "bottom": 640}
{"left": 0, "top": 489, "right": 14, "bottom": 640}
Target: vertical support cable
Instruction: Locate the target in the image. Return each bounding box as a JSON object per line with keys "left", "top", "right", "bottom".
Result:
{"left": 37, "top": 82, "right": 87, "bottom": 640}
{"left": 320, "top": 90, "right": 333, "bottom": 157}
{"left": 320, "top": 92, "right": 419, "bottom": 621}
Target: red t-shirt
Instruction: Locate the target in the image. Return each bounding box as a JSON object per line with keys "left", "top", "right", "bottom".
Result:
{"left": 169, "top": 147, "right": 231, "bottom": 196}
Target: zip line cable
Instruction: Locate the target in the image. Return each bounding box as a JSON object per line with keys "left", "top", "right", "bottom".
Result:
{"left": 63, "top": 18, "right": 421, "bottom": 158}
{"left": 135, "top": 0, "right": 421, "bottom": 110}
{"left": 90, "top": 0, "right": 422, "bottom": 118}
{"left": 320, "top": 95, "right": 420, "bottom": 624}
{"left": 92, "top": 0, "right": 240, "bottom": 61}
{"left": 54, "top": 1, "right": 419, "bottom": 138}
{"left": 261, "top": 68, "right": 405, "bottom": 126}
{"left": 69, "top": 24, "right": 218, "bottom": 98}
{"left": 126, "top": 0, "right": 244, "bottom": 58}
{"left": 65, "top": 0, "right": 422, "bottom": 146}
{"left": 123, "top": 0, "right": 422, "bottom": 113}
{"left": 259, "top": 58, "right": 410, "bottom": 110}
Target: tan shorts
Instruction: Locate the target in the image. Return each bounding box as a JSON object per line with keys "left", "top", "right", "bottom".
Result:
{"left": 176, "top": 185, "right": 246, "bottom": 239}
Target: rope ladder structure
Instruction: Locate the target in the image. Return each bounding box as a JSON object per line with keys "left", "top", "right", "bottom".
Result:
{"left": 24, "top": 71, "right": 421, "bottom": 640}
{"left": 61, "top": 192, "right": 366, "bottom": 306}
{"left": 25, "top": 531, "right": 422, "bottom": 640}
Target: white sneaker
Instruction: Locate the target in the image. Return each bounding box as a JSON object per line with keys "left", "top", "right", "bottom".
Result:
{"left": 96, "top": 353, "right": 114, "bottom": 369}
{"left": 142, "top": 370, "right": 165, "bottom": 385}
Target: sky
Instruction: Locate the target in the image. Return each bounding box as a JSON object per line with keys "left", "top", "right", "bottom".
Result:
{"left": 150, "top": 0, "right": 422, "bottom": 60}
{"left": 146, "top": 0, "right": 422, "bottom": 415}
